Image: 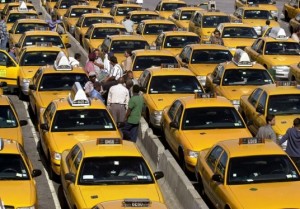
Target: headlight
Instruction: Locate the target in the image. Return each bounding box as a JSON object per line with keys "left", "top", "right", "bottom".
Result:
{"left": 187, "top": 149, "right": 198, "bottom": 158}
{"left": 51, "top": 152, "right": 61, "bottom": 160}
{"left": 17, "top": 206, "right": 35, "bottom": 209}
{"left": 20, "top": 78, "right": 31, "bottom": 85}
{"left": 153, "top": 110, "right": 162, "bottom": 117}
{"left": 231, "top": 100, "right": 240, "bottom": 105}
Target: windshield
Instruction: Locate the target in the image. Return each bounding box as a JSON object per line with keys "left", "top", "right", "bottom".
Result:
{"left": 244, "top": 10, "right": 273, "bottom": 19}
{"left": 161, "top": 3, "right": 187, "bottom": 11}
{"left": 15, "top": 23, "right": 49, "bottom": 34}
{"left": 59, "top": 0, "right": 78, "bottom": 9}
{"left": 20, "top": 51, "right": 59, "bottom": 66}
{"left": 130, "top": 14, "right": 159, "bottom": 24}
{"left": 164, "top": 36, "right": 200, "bottom": 48}
{"left": 247, "top": 0, "right": 273, "bottom": 4}
{"left": 202, "top": 15, "right": 230, "bottom": 28}
{"left": 51, "top": 109, "right": 115, "bottom": 132}
{"left": 191, "top": 50, "right": 232, "bottom": 64}
{"left": 7, "top": 14, "right": 38, "bottom": 23}
{"left": 83, "top": 17, "right": 113, "bottom": 27}
{"left": 228, "top": 155, "right": 300, "bottom": 185}
{"left": 182, "top": 107, "right": 245, "bottom": 130}
{"left": 102, "top": 0, "right": 124, "bottom": 7}
{"left": 92, "top": 28, "right": 126, "bottom": 39}
{"left": 222, "top": 69, "right": 273, "bottom": 86}
{"left": 110, "top": 40, "right": 149, "bottom": 53}
{"left": 0, "top": 105, "right": 17, "bottom": 128}
{"left": 180, "top": 11, "right": 194, "bottom": 20}
{"left": 149, "top": 75, "right": 203, "bottom": 94}
{"left": 23, "top": 35, "right": 64, "bottom": 48}
{"left": 222, "top": 27, "right": 258, "bottom": 38}
{"left": 267, "top": 95, "right": 300, "bottom": 115}
{"left": 0, "top": 154, "right": 30, "bottom": 180}
{"left": 133, "top": 56, "right": 178, "bottom": 71}
{"left": 69, "top": 8, "right": 99, "bottom": 18}
{"left": 78, "top": 157, "right": 154, "bottom": 185}
{"left": 264, "top": 42, "right": 300, "bottom": 55}
{"left": 38, "top": 73, "right": 88, "bottom": 91}
{"left": 116, "top": 7, "right": 139, "bottom": 16}
{"left": 144, "top": 24, "right": 177, "bottom": 35}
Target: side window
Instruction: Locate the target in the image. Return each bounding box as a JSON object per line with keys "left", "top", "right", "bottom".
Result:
{"left": 155, "top": 34, "right": 164, "bottom": 46}
{"left": 76, "top": 16, "right": 84, "bottom": 27}
{"left": 85, "top": 26, "right": 93, "bottom": 38}
{"left": 185, "top": 48, "right": 192, "bottom": 61}
{"left": 0, "top": 52, "right": 15, "bottom": 67}
{"left": 139, "top": 70, "right": 150, "bottom": 89}
{"left": 155, "top": 2, "right": 161, "bottom": 11}
{"left": 248, "top": 88, "right": 263, "bottom": 107}
{"left": 179, "top": 46, "right": 188, "bottom": 59}
{"left": 168, "top": 100, "right": 181, "bottom": 120}
{"left": 216, "top": 151, "right": 228, "bottom": 176}
{"left": 257, "top": 91, "right": 267, "bottom": 112}
{"left": 251, "top": 39, "right": 261, "bottom": 51}
{"left": 193, "top": 13, "right": 199, "bottom": 23}
{"left": 66, "top": 145, "right": 80, "bottom": 169}
{"left": 257, "top": 41, "right": 264, "bottom": 54}
{"left": 43, "top": 102, "right": 53, "bottom": 123}
{"left": 206, "top": 146, "right": 223, "bottom": 171}
{"left": 74, "top": 150, "right": 82, "bottom": 171}
{"left": 173, "top": 104, "right": 183, "bottom": 124}
{"left": 212, "top": 65, "right": 224, "bottom": 79}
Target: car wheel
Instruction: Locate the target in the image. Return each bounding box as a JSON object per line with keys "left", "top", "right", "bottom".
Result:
{"left": 197, "top": 175, "right": 206, "bottom": 197}
{"left": 179, "top": 149, "right": 187, "bottom": 173}
{"left": 47, "top": 151, "right": 54, "bottom": 180}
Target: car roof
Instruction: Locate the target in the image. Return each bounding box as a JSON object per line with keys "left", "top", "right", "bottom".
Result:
{"left": 147, "top": 66, "right": 195, "bottom": 76}
{"left": 0, "top": 95, "right": 11, "bottom": 106}
{"left": 176, "top": 7, "right": 204, "bottom": 12}
{"left": 22, "top": 45, "right": 63, "bottom": 52}
{"left": 161, "top": 31, "right": 198, "bottom": 36}
{"left": 15, "top": 19, "right": 46, "bottom": 24}
{"left": 81, "top": 13, "right": 113, "bottom": 18}
{"left": 0, "top": 139, "right": 20, "bottom": 154}
{"left": 141, "top": 19, "right": 176, "bottom": 24}
{"left": 197, "top": 10, "right": 228, "bottom": 16}
{"left": 132, "top": 49, "right": 178, "bottom": 56}
{"left": 114, "top": 3, "right": 142, "bottom": 8}
{"left": 108, "top": 34, "right": 147, "bottom": 41}
{"left": 23, "top": 30, "right": 60, "bottom": 36}
{"left": 52, "top": 97, "right": 107, "bottom": 110}
{"left": 91, "top": 23, "right": 125, "bottom": 28}
{"left": 221, "top": 61, "right": 266, "bottom": 70}
{"left": 187, "top": 44, "right": 230, "bottom": 50}
{"left": 179, "top": 96, "right": 233, "bottom": 108}
{"left": 129, "top": 10, "right": 159, "bottom": 15}
{"left": 258, "top": 84, "right": 300, "bottom": 95}
{"left": 39, "top": 65, "right": 87, "bottom": 74}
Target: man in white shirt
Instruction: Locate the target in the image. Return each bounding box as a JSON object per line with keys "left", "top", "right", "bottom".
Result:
{"left": 107, "top": 77, "right": 129, "bottom": 123}
{"left": 122, "top": 15, "right": 134, "bottom": 33}
{"left": 106, "top": 56, "right": 123, "bottom": 81}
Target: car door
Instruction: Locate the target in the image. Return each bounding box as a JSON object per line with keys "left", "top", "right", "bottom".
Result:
{"left": 83, "top": 26, "right": 93, "bottom": 52}
{"left": 168, "top": 104, "right": 184, "bottom": 155}
{"left": 189, "top": 11, "right": 199, "bottom": 33}
{"left": 28, "top": 68, "right": 43, "bottom": 114}
{"left": 252, "top": 91, "right": 267, "bottom": 134}
{"left": 74, "top": 16, "right": 84, "bottom": 41}
{"left": 207, "top": 64, "right": 224, "bottom": 93}
{"left": 246, "top": 39, "right": 263, "bottom": 63}
{"left": 0, "top": 50, "right": 19, "bottom": 86}
{"left": 154, "top": 33, "right": 164, "bottom": 48}
{"left": 176, "top": 46, "right": 190, "bottom": 67}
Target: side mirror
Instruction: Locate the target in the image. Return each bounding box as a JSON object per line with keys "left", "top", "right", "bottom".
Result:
{"left": 154, "top": 171, "right": 164, "bottom": 180}
{"left": 65, "top": 173, "right": 75, "bottom": 183}
{"left": 65, "top": 43, "right": 71, "bottom": 48}
{"left": 8, "top": 30, "right": 13, "bottom": 34}
{"left": 136, "top": 30, "right": 141, "bottom": 35}
{"left": 213, "top": 78, "right": 220, "bottom": 85}
{"left": 170, "top": 121, "right": 179, "bottom": 129}
{"left": 15, "top": 43, "right": 20, "bottom": 48}
{"left": 32, "top": 169, "right": 42, "bottom": 177}
{"left": 29, "top": 84, "right": 36, "bottom": 91}
{"left": 19, "top": 120, "right": 28, "bottom": 126}
{"left": 40, "top": 123, "right": 49, "bottom": 131}
{"left": 0, "top": 82, "right": 7, "bottom": 87}
{"left": 256, "top": 106, "right": 264, "bottom": 114}
{"left": 212, "top": 174, "right": 223, "bottom": 183}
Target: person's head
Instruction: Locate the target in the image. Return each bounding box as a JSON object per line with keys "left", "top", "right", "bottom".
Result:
{"left": 74, "top": 53, "right": 81, "bottom": 61}
{"left": 124, "top": 49, "right": 132, "bottom": 57}
{"left": 88, "top": 52, "right": 96, "bottom": 62}
{"left": 132, "top": 84, "right": 140, "bottom": 94}
{"left": 125, "top": 14, "right": 130, "bottom": 20}
{"left": 109, "top": 56, "right": 118, "bottom": 65}
{"left": 126, "top": 71, "right": 133, "bottom": 79}
{"left": 1, "top": 14, "right": 6, "bottom": 20}
{"left": 266, "top": 114, "right": 275, "bottom": 126}
{"left": 118, "top": 77, "right": 125, "bottom": 84}
{"left": 94, "top": 81, "right": 102, "bottom": 91}
{"left": 125, "top": 79, "right": 133, "bottom": 89}
{"left": 88, "top": 71, "right": 97, "bottom": 82}
{"left": 10, "top": 46, "right": 16, "bottom": 53}
{"left": 214, "top": 30, "right": 221, "bottom": 38}
{"left": 265, "top": 20, "right": 270, "bottom": 26}
{"left": 295, "top": 26, "right": 300, "bottom": 35}
{"left": 293, "top": 118, "right": 300, "bottom": 129}
{"left": 93, "top": 48, "right": 100, "bottom": 58}
{"left": 51, "top": 14, "right": 57, "bottom": 21}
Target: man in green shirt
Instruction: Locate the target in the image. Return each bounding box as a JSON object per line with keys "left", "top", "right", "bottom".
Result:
{"left": 121, "top": 85, "right": 144, "bottom": 142}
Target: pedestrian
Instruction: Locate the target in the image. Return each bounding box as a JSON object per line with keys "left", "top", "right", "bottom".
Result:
{"left": 84, "top": 71, "right": 97, "bottom": 96}
{"left": 209, "top": 30, "right": 224, "bottom": 45}
{"left": 107, "top": 77, "right": 129, "bottom": 124}
{"left": 122, "top": 14, "right": 134, "bottom": 33}
{"left": 291, "top": 25, "right": 300, "bottom": 43}
{"left": 105, "top": 56, "right": 123, "bottom": 82}
{"left": 261, "top": 20, "right": 270, "bottom": 35}
{"left": 8, "top": 46, "right": 16, "bottom": 61}
{"left": 256, "top": 114, "right": 276, "bottom": 142}
{"left": 46, "top": 15, "right": 62, "bottom": 31}
{"left": 278, "top": 118, "right": 300, "bottom": 169}
{"left": 90, "top": 81, "right": 105, "bottom": 103}
{"left": 121, "top": 84, "right": 143, "bottom": 142}
{"left": 69, "top": 53, "right": 81, "bottom": 67}
{"left": 136, "top": 0, "right": 143, "bottom": 6}
{"left": 84, "top": 52, "right": 96, "bottom": 75}
{"left": 121, "top": 49, "right": 132, "bottom": 73}
{"left": 0, "top": 14, "right": 8, "bottom": 50}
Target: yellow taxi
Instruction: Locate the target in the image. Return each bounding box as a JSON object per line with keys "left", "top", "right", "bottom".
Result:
{"left": 39, "top": 83, "right": 121, "bottom": 179}
{"left": 0, "top": 0, "right": 29, "bottom": 11}
{"left": 100, "top": 34, "right": 149, "bottom": 64}
{"left": 8, "top": 18, "right": 48, "bottom": 49}
{"left": 138, "top": 64, "right": 204, "bottom": 128}
{"left": 290, "top": 62, "right": 300, "bottom": 83}
{"left": 239, "top": 81, "right": 300, "bottom": 142}
{"left": 96, "top": 0, "right": 125, "bottom": 14}
{"left": 188, "top": 10, "right": 230, "bottom": 43}
{"left": 154, "top": 0, "right": 187, "bottom": 19}
{"left": 216, "top": 22, "right": 258, "bottom": 53}
{"left": 283, "top": 0, "right": 300, "bottom": 21}
{"left": 60, "top": 138, "right": 165, "bottom": 209}
{"left": 176, "top": 44, "right": 233, "bottom": 86}
{"left": 14, "top": 30, "right": 71, "bottom": 57}
{"left": 169, "top": 6, "right": 204, "bottom": 30}
{"left": 83, "top": 23, "right": 126, "bottom": 54}
{"left": 53, "top": 0, "right": 81, "bottom": 20}
{"left": 0, "top": 82, "right": 6, "bottom": 95}
{"left": 289, "top": 12, "right": 300, "bottom": 33}
{"left": 0, "top": 138, "right": 42, "bottom": 209}
{"left": 128, "top": 10, "right": 160, "bottom": 31}
{"left": 28, "top": 53, "right": 89, "bottom": 122}
{"left": 231, "top": 6, "right": 279, "bottom": 36}
{"left": 161, "top": 93, "right": 252, "bottom": 172}
{"left": 131, "top": 47, "right": 180, "bottom": 79}
{"left": 195, "top": 137, "right": 300, "bottom": 209}
{"left": 88, "top": 0, "right": 100, "bottom": 7}
{"left": 136, "top": 19, "right": 178, "bottom": 45}
{"left": 110, "top": 3, "right": 142, "bottom": 23}
{"left": 234, "top": 0, "right": 278, "bottom": 19}
{"left": 206, "top": 49, "right": 274, "bottom": 109}
{"left": 0, "top": 95, "right": 28, "bottom": 145}
{"left": 17, "top": 44, "right": 62, "bottom": 99}
{"left": 74, "top": 13, "right": 115, "bottom": 44}
{"left": 1, "top": 2, "right": 35, "bottom": 16}
{"left": 152, "top": 30, "right": 200, "bottom": 55}
{"left": 92, "top": 199, "right": 168, "bottom": 209}
{"left": 245, "top": 27, "right": 300, "bottom": 80}
{"left": 0, "top": 49, "right": 19, "bottom": 88}
{"left": 62, "top": 5, "right": 100, "bottom": 35}
{"left": 45, "top": 0, "right": 58, "bottom": 14}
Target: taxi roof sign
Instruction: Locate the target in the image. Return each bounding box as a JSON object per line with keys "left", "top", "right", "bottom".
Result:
{"left": 18, "top": 1, "right": 28, "bottom": 12}
{"left": 239, "top": 137, "right": 264, "bottom": 145}
{"left": 54, "top": 51, "right": 72, "bottom": 71}
{"left": 161, "top": 63, "right": 179, "bottom": 68}
{"left": 232, "top": 49, "right": 253, "bottom": 67}
{"left": 275, "top": 81, "right": 297, "bottom": 86}
{"left": 208, "top": 0, "right": 216, "bottom": 10}
{"left": 123, "top": 199, "right": 151, "bottom": 207}
{"left": 195, "top": 92, "right": 216, "bottom": 99}
{"left": 36, "top": 42, "right": 52, "bottom": 47}
{"left": 68, "top": 82, "right": 90, "bottom": 106}
{"left": 268, "top": 27, "right": 288, "bottom": 40}
{"left": 96, "top": 138, "right": 121, "bottom": 145}
{"left": 145, "top": 45, "right": 161, "bottom": 50}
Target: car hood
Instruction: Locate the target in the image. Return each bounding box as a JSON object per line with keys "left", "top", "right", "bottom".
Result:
{"left": 0, "top": 181, "right": 35, "bottom": 206}
{"left": 143, "top": 34, "right": 158, "bottom": 45}
{"left": 67, "top": 18, "right": 78, "bottom": 27}
{"left": 257, "top": 4, "right": 278, "bottom": 11}
{"left": 242, "top": 19, "right": 279, "bottom": 27}
{"left": 182, "top": 128, "right": 251, "bottom": 151}
{"left": 219, "top": 86, "right": 257, "bottom": 101}
{"left": 273, "top": 114, "right": 300, "bottom": 135}
{"left": 37, "top": 91, "right": 69, "bottom": 108}
{"left": 20, "top": 66, "right": 40, "bottom": 79}
{"left": 263, "top": 55, "right": 300, "bottom": 65}
{"left": 90, "top": 39, "right": 104, "bottom": 50}
{"left": 228, "top": 182, "right": 300, "bottom": 209}
{"left": 79, "top": 184, "right": 162, "bottom": 208}
{"left": 176, "top": 20, "right": 189, "bottom": 29}
{"left": 223, "top": 38, "right": 256, "bottom": 48}
{"left": 0, "top": 128, "right": 20, "bottom": 142}
{"left": 148, "top": 93, "right": 193, "bottom": 110}
{"left": 189, "top": 63, "right": 218, "bottom": 76}
{"left": 11, "top": 34, "right": 22, "bottom": 45}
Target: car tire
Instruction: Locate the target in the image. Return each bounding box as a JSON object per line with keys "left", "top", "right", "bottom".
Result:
{"left": 197, "top": 175, "right": 206, "bottom": 197}
{"left": 179, "top": 150, "right": 187, "bottom": 173}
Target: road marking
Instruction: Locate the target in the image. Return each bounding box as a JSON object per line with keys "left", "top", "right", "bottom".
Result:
{"left": 23, "top": 101, "right": 61, "bottom": 209}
